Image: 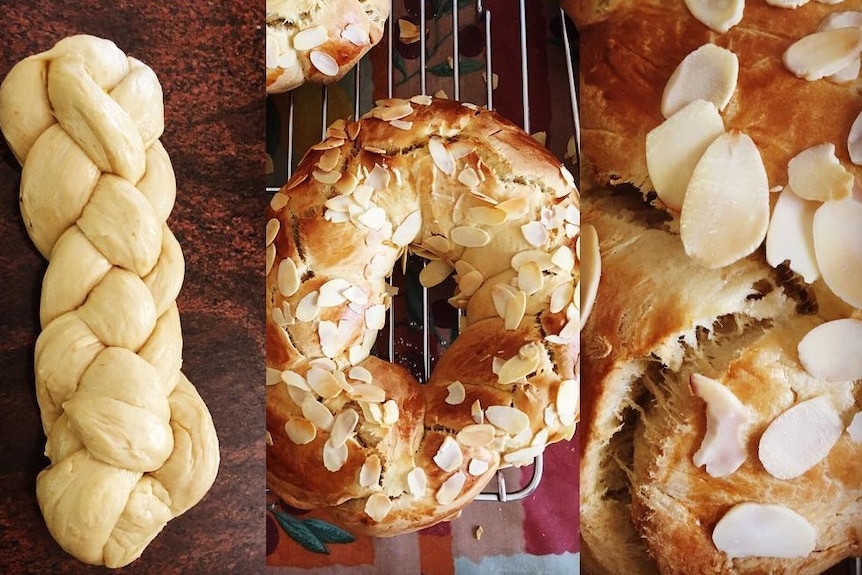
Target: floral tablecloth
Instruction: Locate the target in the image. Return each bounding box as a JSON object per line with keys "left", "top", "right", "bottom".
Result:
{"left": 265, "top": 1, "right": 580, "bottom": 572}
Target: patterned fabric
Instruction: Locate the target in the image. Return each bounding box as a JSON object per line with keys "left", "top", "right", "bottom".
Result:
{"left": 265, "top": 1, "right": 579, "bottom": 572}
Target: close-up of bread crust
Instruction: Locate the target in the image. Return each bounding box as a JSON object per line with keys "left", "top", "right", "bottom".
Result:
{"left": 265, "top": 97, "right": 579, "bottom": 536}
{"left": 265, "top": 0, "right": 390, "bottom": 94}
{"left": 570, "top": 0, "right": 862, "bottom": 196}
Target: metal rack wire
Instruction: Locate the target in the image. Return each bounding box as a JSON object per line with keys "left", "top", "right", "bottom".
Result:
{"left": 266, "top": 0, "right": 578, "bottom": 504}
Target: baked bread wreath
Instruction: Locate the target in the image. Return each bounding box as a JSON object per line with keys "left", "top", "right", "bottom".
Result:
{"left": 0, "top": 35, "right": 219, "bottom": 568}
{"left": 568, "top": 0, "right": 862, "bottom": 573}
{"left": 266, "top": 0, "right": 390, "bottom": 94}
{"left": 265, "top": 96, "right": 579, "bottom": 535}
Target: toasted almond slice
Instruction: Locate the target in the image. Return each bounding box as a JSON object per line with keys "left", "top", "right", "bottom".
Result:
{"left": 429, "top": 137, "right": 456, "bottom": 176}
{"left": 787, "top": 143, "right": 853, "bottom": 201}
{"left": 468, "top": 459, "right": 490, "bottom": 476}
{"left": 411, "top": 94, "right": 433, "bottom": 105}
{"left": 310, "top": 50, "right": 339, "bottom": 76}
{"left": 470, "top": 400, "right": 484, "bottom": 425}
{"left": 457, "top": 424, "right": 496, "bottom": 448}
{"left": 301, "top": 397, "right": 334, "bottom": 432}
{"left": 312, "top": 169, "right": 341, "bottom": 185}
{"left": 491, "top": 284, "right": 516, "bottom": 319}
{"left": 485, "top": 405, "right": 531, "bottom": 435}
{"left": 521, "top": 221, "right": 548, "bottom": 247}
{"left": 765, "top": 0, "right": 809, "bottom": 7}
{"left": 329, "top": 409, "right": 360, "bottom": 447}
{"left": 381, "top": 400, "right": 399, "bottom": 425}
{"left": 445, "top": 381, "right": 466, "bottom": 405}
{"left": 683, "top": 0, "right": 743, "bottom": 33}
{"left": 556, "top": 379, "right": 579, "bottom": 427}
{"left": 798, "top": 318, "right": 862, "bottom": 381}
{"left": 365, "top": 304, "right": 387, "bottom": 331}
{"left": 364, "top": 493, "right": 391, "bottom": 521}
{"left": 451, "top": 226, "right": 491, "bottom": 248}
{"left": 343, "top": 285, "right": 368, "bottom": 306}
{"left": 366, "top": 163, "right": 391, "bottom": 190}
{"left": 266, "top": 367, "right": 282, "bottom": 386}
{"left": 436, "top": 471, "right": 466, "bottom": 505}
{"left": 287, "top": 385, "right": 312, "bottom": 408}
{"left": 295, "top": 291, "right": 320, "bottom": 322}
{"left": 407, "top": 467, "right": 428, "bottom": 496}
{"left": 310, "top": 138, "right": 345, "bottom": 152}
{"left": 713, "top": 503, "right": 816, "bottom": 559}
{"left": 433, "top": 436, "right": 464, "bottom": 472}
{"left": 468, "top": 205, "right": 507, "bottom": 226}
{"left": 579, "top": 223, "right": 601, "bottom": 326}
{"left": 318, "top": 278, "right": 350, "bottom": 307}
{"left": 318, "top": 320, "right": 341, "bottom": 358}
{"left": 318, "top": 147, "right": 341, "bottom": 173}
{"left": 270, "top": 191, "right": 289, "bottom": 211}
{"left": 392, "top": 211, "right": 422, "bottom": 247}
{"left": 419, "top": 260, "right": 454, "bottom": 288}
{"left": 266, "top": 218, "right": 280, "bottom": 247}
{"left": 497, "top": 196, "right": 530, "bottom": 220}
{"left": 285, "top": 417, "right": 317, "bottom": 445}
{"left": 551, "top": 281, "right": 575, "bottom": 315}
{"left": 422, "top": 235, "right": 451, "bottom": 255}
{"left": 689, "top": 374, "right": 750, "bottom": 477}
{"left": 348, "top": 365, "right": 373, "bottom": 383}
{"left": 458, "top": 270, "right": 484, "bottom": 297}
{"left": 518, "top": 262, "right": 544, "bottom": 296}
{"left": 349, "top": 383, "right": 386, "bottom": 403}
{"left": 827, "top": 57, "right": 860, "bottom": 83}
{"left": 849, "top": 109, "right": 862, "bottom": 165}
{"left": 512, "top": 250, "right": 555, "bottom": 271}
{"left": 847, "top": 411, "right": 862, "bottom": 443}
{"left": 277, "top": 258, "right": 301, "bottom": 298}
{"left": 341, "top": 22, "right": 368, "bottom": 46}
{"left": 680, "top": 130, "right": 770, "bottom": 269}
{"left": 458, "top": 167, "right": 482, "bottom": 188}
{"left": 306, "top": 367, "right": 342, "bottom": 399}
{"left": 359, "top": 454, "right": 382, "bottom": 488}
{"left": 504, "top": 445, "right": 545, "bottom": 466}
{"left": 784, "top": 27, "right": 862, "bottom": 81}
{"left": 759, "top": 396, "right": 843, "bottom": 480}
{"left": 813, "top": 199, "right": 862, "bottom": 307}
{"left": 662, "top": 43, "right": 739, "bottom": 118}
{"left": 293, "top": 26, "right": 328, "bottom": 51}
{"left": 765, "top": 187, "right": 820, "bottom": 283}
{"left": 819, "top": 11, "right": 862, "bottom": 32}
{"left": 504, "top": 289, "right": 527, "bottom": 330}
{"left": 646, "top": 99, "right": 725, "bottom": 211}
{"left": 357, "top": 207, "right": 388, "bottom": 230}
{"left": 551, "top": 245, "right": 575, "bottom": 273}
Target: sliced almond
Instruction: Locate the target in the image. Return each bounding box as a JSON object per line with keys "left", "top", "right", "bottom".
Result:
{"left": 348, "top": 365, "right": 373, "bottom": 383}
{"left": 471, "top": 400, "right": 484, "bottom": 424}
{"left": 504, "top": 445, "right": 545, "bottom": 466}
{"left": 433, "top": 436, "right": 464, "bottom": 472}
{"left": 366, "top": 163, "right": 391, "bottom": 190}
{"left": 392, "top": 211, "right": 422, "bottom": 247}
{"left": 518, "top": 262, "right": 544, "bottom": 296}
{"left": 285, "top": 417, "right": 317, "bottom": 445}
{"left": 277, "top": 258, "right": 301, "bottom": 298}
{"left": 365, "top": 304, "right": 387, "bottom": 331}
{"left": 270, "top": 192, "right": 289, "bottom": 211}
{"left": 579, "top": 223, "right": 601, "bottom": 326}
{"left": 849, "top": 109, "right": 862, "bottom": 165}
{"left": 787, "top": 143, "right": 853, "bottom": 202}
{"left": 357, "top": 206, "right": 388, "bottom": 230}
{"left": 468, "top": 205, "right": 507, "bottom": 226}
{"left": 419, "top": 260, "right": 454, "bottom": 288}
{"left": 783, "top": 27, "right": 862, "bottom": 81}
{"left": 813, "top": 199, "right": 862, "bottom": 307}
{"left": 680, "top": 130, "right": 770, "bottom": 269}
{"left": 521, "top": 221, "right": 548, "bottom": 247}
{"left": 512, "top": 250, "right": 554, "bottom": 271}
{"left": 468, "top": 459, "right": 490, "bottom": 476}
{"left": 306, "top": 367, "right": 342, "bottom": 399}
{"left": 293, "top": 26, "right": 328, "bottom": 51}
{"left": 457, "top": 424, "right": 496, "bottom": 448}
{"left": 436, "top": 471, "right": 466, "bottom": 505}
{"left": 661, "top": 43, "right": 739, "bottom": 118}
{"left": 458, "top": 270, "right": 484, "bottom": 297}
{"left": 458, "top": 168, "right": 482, "bottom": 188}
{"left": 485, "top": 405, "right": 531, "bottom": 435}
{"left": 445, "top": 381, "right": 466, "bottom": 405}
{"left": 847, "top": 411, "right": 862, "bottom": 443}
{"left": 301, "top": 397, "right": 334, "bottom": 432}
{"left": 491, "top": 284, "right": 516, "bottom": 320}
{"left": 359, "top": 454, "right": 382, "bottom": 488}
{"left": 411, "top": 94, "right": 433, "bottom": 106}
{"left": 312, "top": 169, "right": 341, "bottom": 185}
{"left": 646, "top": 99, "right": 725, "bottom": 211}
{"left": 429, "top": 137, "right": 456, "bottom": 176}
{"left": 381, "top": 399, "right": 399, "bottom": 425}
{"left": 349, "top": 383, "right": 386, "bottom": 403}
{"left": 497, "top": 343, "right": 542, "bottom": 385}
{"left": 504, "top": 289, "right": 527, "bottom": 330}
{"left": 407, "top": 467, "right": 428, "bottom": 496}
{"left": 341, "top": 23, "right": 368, "bottom": 46}
{"left": 765, "top": 187, "right": 820, "bottom": 283}
{"left": 295, "top": 291, "right": 320, "bottom": 322}
{"left": 318, "top": 320, "right": 341, "bottom": 358}
{"left": 329, "top": 409, "right": 359, "bottom": 447}
{"left": 451, "top": 226, "right": 491, "bottom": 248}
{"left": 683, "top": 0, "right": 744, "bottom": 33}
{"left": 497, "top": 196, "right": 530, "bottom": 220}
{"left": 765, "top": 0, "right": 809, "bottom": 7}
{"left": 713, "top": 503, "right": 816, "bottom": 559}
{"left": 318, "top": 278, "right": 350, "bottom": 307}
{"left": 759, "top": 396, "right": 843, "bottom": 480}
{"left": 364, "top": 493, "right": 391, "bottom": 522}
{"left": 798, "top": 318, "right": 862, "bottom": 381}
{"left": 690, "top": 374, "right": 750, "bottom": 477}
{"left": 556, "top": 379, "right": 579, "bottom": 427}
{"left": 422, "top": 235, "right": 451, "bottom": 255}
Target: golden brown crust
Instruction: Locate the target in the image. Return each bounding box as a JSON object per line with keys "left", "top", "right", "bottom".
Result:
{"left": 571, "top": 0, "right": 862, "bottom": 195}
{"left": 265, "top": 97, "right": 579, "bottom": 536}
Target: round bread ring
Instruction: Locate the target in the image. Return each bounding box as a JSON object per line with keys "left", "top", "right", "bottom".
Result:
{"left": 266, "top": 0, "right": 389, "bottom": 94}
{"left": 265, "top": 96, "right": 580, "bottom": 535}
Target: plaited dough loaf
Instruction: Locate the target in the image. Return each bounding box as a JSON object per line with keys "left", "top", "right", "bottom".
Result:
{"left": 266, "top": 97, "right": 579, "bottom": 535}
{"left": 266, "top": 0, "right": 390, "bottom": 94}
{"left": 0, "top": 35, "right": 219, "bottom": 568}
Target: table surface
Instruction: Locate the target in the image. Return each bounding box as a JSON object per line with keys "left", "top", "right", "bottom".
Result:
{"left": 0, "top": 1, "right": 267, "bottom": 573}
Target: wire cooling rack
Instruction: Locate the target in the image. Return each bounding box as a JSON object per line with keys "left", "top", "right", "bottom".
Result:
{"left": 266, "top": 0, "right": 579, "bottom": 503}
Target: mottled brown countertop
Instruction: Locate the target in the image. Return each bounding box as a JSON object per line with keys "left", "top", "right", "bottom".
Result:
{"left": 0, "top": 1, "right": 266, "bottom": 573}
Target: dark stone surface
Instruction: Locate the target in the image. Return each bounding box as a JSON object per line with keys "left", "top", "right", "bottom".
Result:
{"left": 0, "top": 1, "right": 266, "bottom": 573}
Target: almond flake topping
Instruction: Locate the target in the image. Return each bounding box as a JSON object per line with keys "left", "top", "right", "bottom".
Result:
{"left": 364, "top": 493, "right": 392, "bottom": 522}
{"left": 713, "top": 503, "right": 816, "bottom": 559}
{"left": 556, "top": 379, "right": 579, "bottom": 427}
{"left": 310, "top": 50, "right": 339, "bottom": 77}
{"left": 783, "top": 27, "right": 862, "bottom": 81}
{"left": 498, "top": 196, "right": 529, "bottom": 220}
{"left": 759, "top": 396, "right": 843, "bottom": 480}
{"left": 407, "top": 467, "right": 428, "bottom": 496}
{"left": 392, "top": 210, "right": 422, "bottom": 247}
{"left": 497, "top": 343, "right": 542, "bottom": 385}
{"left": 318, "top": 278, "right": 351, "bottom": 307}
{"left": 458, "top": 270, "right": 484, "bottom": 297}
{"left": 285, "top": 417, "right": 317, "bottom": 445}
{"left": 765, "top": 187, "right": 820, "bottom": 283}
{"left": 690, "top": 374, "right": 750, "bottom": 477}
{"left": 318, "top": 320, "right": 341, "bottom": 358}
{"left": 662, "top": 43, "right": 738, "bottom": 118}
{"left": 293, "top": 26, "right": 328, "bottom": 51}
{"left": 680, "top": 130, "right": 770, "bottom": 269}
{"left": 365, "top": 304, "right": 387, "bottom": 331}
{"left": 847, "top": 411, "right": 862, "bottom": 443}
{"left": 812, "top": 198, "right": 862, "bottom": 307}
{"left": 312, "top": 169, "right": 341, "bottom": 185}
{"left": 301, "top": 397, "right": 334, "bottom": 432}
{"left": 504, "top": 289, "right": 527, "bottom": 330}
{"left": 277, "top": 258, "right": 301, "bottom": 298}
{"left": 348, "top": 365, "right": 373, "bottom": 383}
{"left": 456, "top": 424, "right": 496, "bottom": 448}
{"left": 518, "top": 262, "right": 544, "bottom": 296}
{"left": 683, "top": 0, "right": 743, "bottom": 33}
{"left": 359, "top": 454, "right": 382, "bottom": 488}
{"left": 381, "top": 400, "right": 400, "bottom": 425}
{"left": 329, "top": 409, "right": 360, "bottom": 447}
{"left": 850, "top": 110, "right": 862, "bottom": 165}
{"left": 491, "top": 284, "right": 517, "bottom": 319}
{"left": 798, "top": 318, "right": 862, "bottom": 382}
{"left": 468, "top": 459, "right": 490, "bottom": 476}
{"left": 579, "top": 223, "right": 601, "bottom": 326}
{"left": 306, "top": 367, "right": 342, "bottom": 399}
{"left": 458, "top": 167, "right": 482, "bottom": 188}
{"left": 357, "top": 206, "right": 388, "bottom": 230}
{"left": 390, "top": 119, "right": 413, "bottom": 131}
{"left": 433, "top": 436, "right": 464, "bottom": 472}
{"left": 419, "top": 260, "right": 454, "bottom": 288}
{"left": 436, "top": 471, "right": 466, "bottom": 505}
{"left": 512, "top": 250, "right": 554, "bottom": 271}
{"left": 485, "top": 405, "right": 531, "bottom": 435}
{"left": 317, "top": 147, "right": 341, "bottom": 173}
{"left": 270, "top": 192, "right": 289, "bottom": 211}
{"left": 521, "top": 221, "right": 548, "bottom": 247}
{"left": 451, "top": 226, "right": 491, "bottom": 248}
{"left": 445, "top": 381, "right": 466, "bottom": 405}
{"left": 787, "top": 143, "right": 853, "bottom": 202}
{"left": 411, "top": 94, "right": 433, "bottom": 105}
{"left": 349, "top": 383, "right": 386, "bottom": 403}
{"left": 468, "top": 205, "right": 507, "bottom": 226}
{"left": 504, "top": 445, "right": 545, "bottom": 466}
{"left": 341, "top": 23, "right": 368, "bottom": 46}
{"left": 266, "top": 218, "right": 280, "bottom": 247}
{"left": 295, "top": 291, "right": 320, "bottom": 322}
{"left": 429, "top": 137, "right": 456, "bottom": 176}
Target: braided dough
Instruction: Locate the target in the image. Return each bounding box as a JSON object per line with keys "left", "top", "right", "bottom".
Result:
{"left": 266, "top": 0, "right": 390, "bottom": 94}
{"left": 0, "top": 35, "right": 219, "bottom": 568}
{"left": 266, "top": 97, "right": 579, "bottom": 535}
